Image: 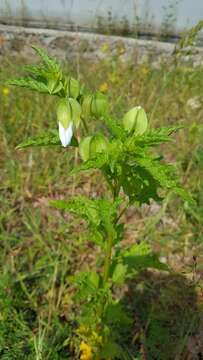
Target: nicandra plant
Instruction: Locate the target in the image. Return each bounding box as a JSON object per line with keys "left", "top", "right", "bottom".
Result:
{"left": 8, "top": 46, "right": 194, "bottom": 360}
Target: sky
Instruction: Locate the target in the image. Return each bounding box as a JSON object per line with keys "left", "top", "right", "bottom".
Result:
{"left": 0, "top": 0, "right": 202, "bottom": 31}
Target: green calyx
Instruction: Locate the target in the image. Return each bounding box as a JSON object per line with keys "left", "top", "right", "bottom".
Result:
{"left": 79, "top": 136, "right": 92, "bottom": 161}
{"left": 82, "top": 92, "right": 108, "bottom": 119}
{"left": 56, "top": 98, "right": 81, "bottom": 129}
{"left": 79, "top": 134, "right": 109, "bottom": 161}
{"left": 64, "top": 77, "right": 80, "bottom": 99}
{"left": 123, "top": 106, "right": 148, "bottom": 135}
{"left": 47, "top": 78, "right": 63, "bottom": 95}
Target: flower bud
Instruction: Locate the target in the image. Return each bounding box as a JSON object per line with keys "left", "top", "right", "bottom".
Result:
{"left": 64, "top": 77, "right": 80, "bottom": 99}
{"left": 91, "top": 93, "right": 108, "bottom": 118}
{"left": 47, "top": 78, "right": 63, "bottom": 94}
{"left": 58, "top": 122, "right": 73, "bottom": 147}
{"left": 79, "top": 134, "right": 108, "bottom": 161}
{"left": 89, "top": 133, "right": 108, "bottom": 157}
{"left": 81, "top": 94, "right": 93, "bottom": 118}
{"left": 123, "top": 106, "right": 148, "bottom": 135}
{"left": 79, "top": 136, "right": 92, "bottom": 161}
{"left": 56, "top": 98, "right": 81, "bottom": 129}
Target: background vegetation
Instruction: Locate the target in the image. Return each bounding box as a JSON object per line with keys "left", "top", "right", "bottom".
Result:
{"left": 0, "top": 40, "right": 203, "bottom": 359}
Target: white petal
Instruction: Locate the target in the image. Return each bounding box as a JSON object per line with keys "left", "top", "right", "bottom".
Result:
{"left": 59, "top": 122, "right": 73, "bottom": 147}
{"left": 65, "top": 122, "right": 73, "bottom": 145}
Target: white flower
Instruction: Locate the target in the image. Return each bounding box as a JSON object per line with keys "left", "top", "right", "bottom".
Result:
{"left": 58, "top": 121, "right": 73, "bottom": 147}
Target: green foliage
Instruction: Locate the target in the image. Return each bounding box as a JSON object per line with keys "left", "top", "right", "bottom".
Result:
{"left": 16, "top": 130, "right": 78, "bottom": 149}
{"left": 173, "top": 20, "right": 203, "bottom": 58}
{"left": 7, "top": 45, "right": 196, "bottom": 359}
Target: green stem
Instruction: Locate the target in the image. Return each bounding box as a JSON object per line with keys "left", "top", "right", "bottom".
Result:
{"left": 102, "top": 182, "right": 120, "bottom": 285}
{"left": 103, "top": 232, "right": 113, "bottom": 285}
{"left": 81, "top": 116, "right": 88, "bottom": 134}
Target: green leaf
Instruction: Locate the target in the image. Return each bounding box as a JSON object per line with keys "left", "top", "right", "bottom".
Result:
{"left": 88, "top": 271, "right": 100, "bottom": 289}
{"left": 50, "top": 196, "right": 101, "bottom": 226}
{"left": 121, "top": 162, "right": 161, "bottom": 205}
{"left": 31, "top": 45, "right": 61, "bottom": 74}
{"left": 7, "top": 77, "right": 49, "bottom": 94}
{"left": 96, "top": 198, "right": 121, "bottom": 237}
{"left": 71, "top": 152, "right": 108, "bottom": 174}
{"left": 134, "top": 155, "right": 195, "bottom": 204}
{"left": 73, "top": 271, "right": 101, "bottom": 300}
{"left": 103, "top": 116, "right": 126, "bottom": 140}
{"left": 112, "top": 263, "right": 127, "bottom": 284}
{"left": 16, "top": 131, "right": 78, "bottom": 149}
{"left": 174, "top": 187, "right": 195, "bottom": 205}
{"left": 128, "top": 125, "right": 183, "bottom": 148}
{"left": 121, "top": 243, "right": 169, "bottom": 273}
{"left": 50, "top": 197, "right": 121, "bottom": 246}
{"left": 135, "top": 156, "right": 178, "bottom": 189}
{"left": 47, "top": 78, "right": 63, "bottom": 94}
{"left": 88, "top": 228, "right": 104, "bottom": 246}
{"left": 100, "top": 341, "right": 124, "bottom": 359}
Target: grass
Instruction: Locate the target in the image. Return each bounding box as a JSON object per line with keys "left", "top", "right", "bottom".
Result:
{"left": 0, "top": 46, "right": 203, "bottom": 359}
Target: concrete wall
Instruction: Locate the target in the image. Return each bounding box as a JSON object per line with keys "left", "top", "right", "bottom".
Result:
{"left": 0, "top": 24, "right": 202, "bottom": 67}
{"left": 0, "top": 1, "right": 202, "bottom": 39}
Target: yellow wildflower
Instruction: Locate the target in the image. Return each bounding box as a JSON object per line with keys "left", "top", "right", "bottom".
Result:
{"left": 2, "top": 87, "right": 10, "bottom": 96}
{"left": 77, "top": 325, "right": 89, "bottom": 335}
{"left": 92, "top": 331, "right": 102, "bottom": 345}
{"left": 141, "top": 65, "right": 150, "bottom": 77}
{"left": 100, "top": 43, "right": 110, "bottom": 53}
{"left": 80, "top": 341, "right": 93, "bottom": 360}
{"left": 99, "top": 82, "right": 108, "bottom": 93}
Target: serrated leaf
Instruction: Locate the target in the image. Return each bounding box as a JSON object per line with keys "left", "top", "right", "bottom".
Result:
{"left": 32, "top": 45, "right": 61, "bottom": 74}
{"left": 88, "top": 228, "right": 104, "bottom": 246}
{"left": 129, "top": 125, "right": 183, "bottom": 148}
{"left": 121, "top": 162, "right": 161, "bottom": 205}
{"left": 122, "top": 243, "right": 169, "bottom": 273}
{"left": 100, "top": 341, "right": 124, "bottom": 359}
{"left": 73, "top": 271, "right": 101, "bottom": 300}
{"left": 96, "top": 198, "right": 121, "bottom": 237}
{"left": 71, "top": 152, "right": 108, "bottom": 174}
{"left": 50, "top": 197, "right": 101, "bottom": 226}
{"left": 7, "top": 77, "right": 49, "bottom": 94}
{"left": 135, "top": 156, "right": 177, "bottom": 189}
{"left": 16, "top": 131, "right": 78, "bottom": 149}
{"left": 88, "top": 271, "right": 100, "bottom": 289}
{"left": 103, "top": 116, "right": 126, "bottom": 140}
{"left": 112, "top": 263, "right": 127, "bottom": 284}
{"left": 174, "top": 187, "right": 195, "bottom": 205}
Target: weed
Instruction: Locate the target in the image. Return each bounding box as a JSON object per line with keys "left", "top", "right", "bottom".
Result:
{"left": 0, "top": 36, "right": 202, "bottom": 359}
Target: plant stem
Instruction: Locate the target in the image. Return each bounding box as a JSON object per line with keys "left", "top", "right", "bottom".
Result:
{"left": 103, "top": 232, "right": 113, "bottom": 285}
{"left": 102, "top": 183, "right": 120, "bottom": 285}
{"left": 81, "top": 116, "right": 88, "bottom": 134}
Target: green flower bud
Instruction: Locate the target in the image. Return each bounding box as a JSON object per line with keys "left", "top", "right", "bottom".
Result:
{"left": 64, "top": 77, "right": 80, "bottom": 98}
{"left": 79, "top": 136, "right": 92, "bottom": 161}
{"left": 91, "top": 92, "right": 108, "bottom": 118}
{"left": 123, "top": 106, "right": 148, "bottom": 135}
{"left": 56, "top": 98, "right": 81, "bottom": 129}
{"left": 79, "top": 134, "right": 109, "bottom": 161}
{"left": 47, "top": 78, "right": 63, "bottom": 94}
{"left": 81, "top": 94, "right": 94, "bottom": 118}
{"left": 89, "top": 133, "right": 108, "bottom": 157}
